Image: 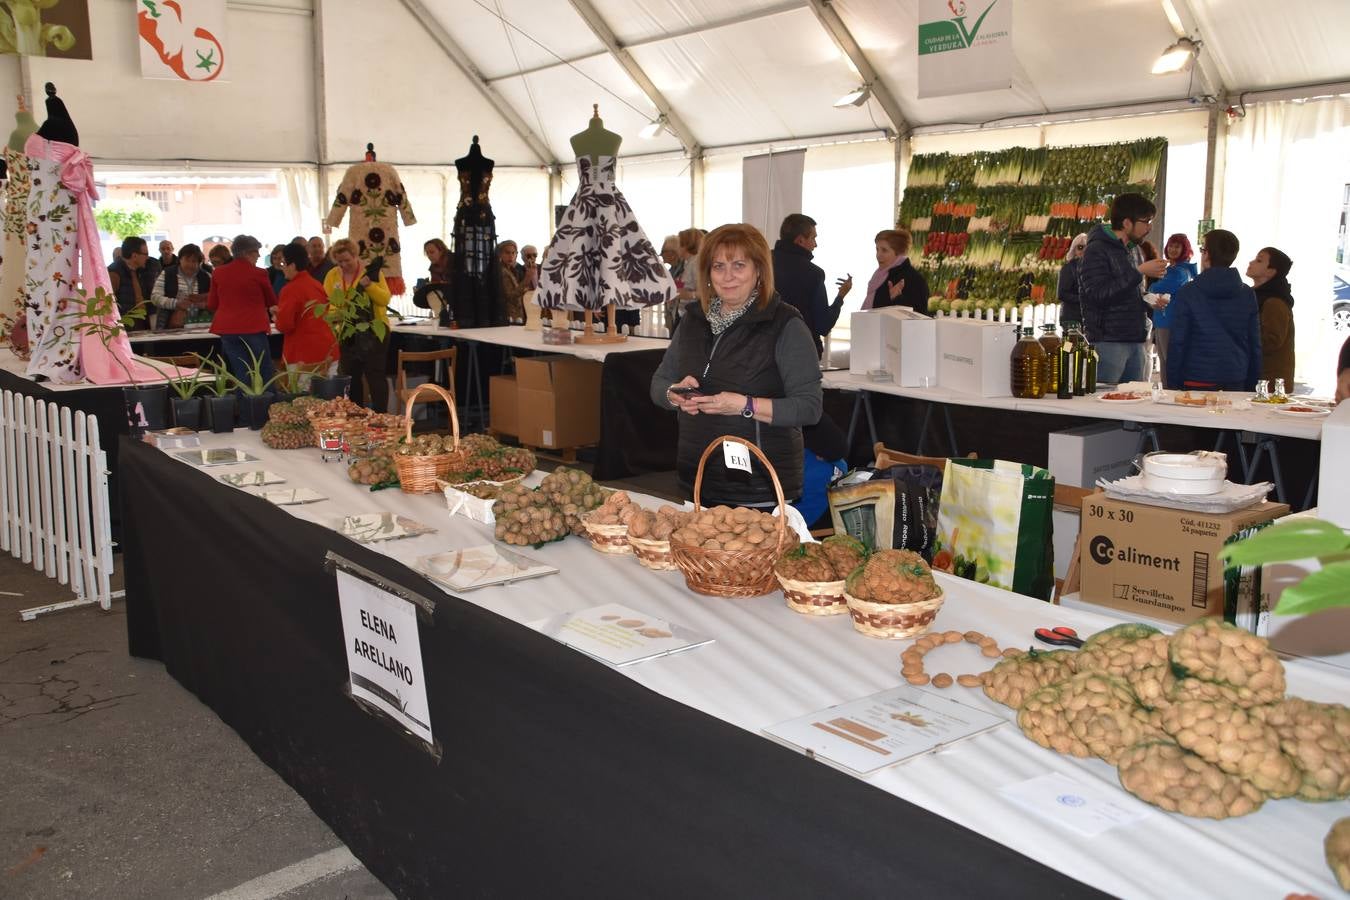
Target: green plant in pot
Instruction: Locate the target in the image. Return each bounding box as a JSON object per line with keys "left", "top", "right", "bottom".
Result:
{"left": 166, "top": 357, "right": 209, "bottom": 430}
{"left": 224, "top": 342, "right": 286, "bottom": 430}
{"left": 310, "top": 256, "right": 387, "bottom": 401}
{"left": 199, "top": 356, "right": 238, "bottom": 434}
{"left": 1220, "top": 519, "right": 1350, "bottom": 617}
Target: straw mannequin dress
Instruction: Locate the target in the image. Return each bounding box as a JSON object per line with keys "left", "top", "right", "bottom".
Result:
{"left": 325, "top": 143, "right": 416, "bottom": 295}
{"left": 537, "top": 106, "right": 674, "bottom": 315}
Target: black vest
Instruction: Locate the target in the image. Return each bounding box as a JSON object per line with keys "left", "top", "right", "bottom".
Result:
{"left": 164, "top": 266, "right": 210, "bottom": 298}
{"left": 669, "top": 297, "right": 804, "bottom": 505}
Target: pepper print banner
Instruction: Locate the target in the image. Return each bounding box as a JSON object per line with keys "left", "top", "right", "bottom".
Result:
{"left": 138, "top": 0, "right": 226, "bottom": 82}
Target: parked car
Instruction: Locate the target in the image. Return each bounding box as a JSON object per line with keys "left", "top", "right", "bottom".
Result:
{"left": 1334, "top": 265, "right": 1350, "bottom": 331}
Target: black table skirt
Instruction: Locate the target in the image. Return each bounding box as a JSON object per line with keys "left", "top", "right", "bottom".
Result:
{"left": 120, "top": 438, "right": 1104, "bottom": 899}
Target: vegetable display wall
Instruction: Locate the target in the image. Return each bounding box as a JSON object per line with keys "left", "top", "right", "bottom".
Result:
{"left": 899, "top": 138, "right": 1166, "bottom": 316}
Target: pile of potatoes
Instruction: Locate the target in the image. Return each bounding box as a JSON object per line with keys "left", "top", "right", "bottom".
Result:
{"left": 347, "top": 444, "right": 399, "bottom": 486}
{"left": 844, "top": 549, "right": 941, "bottom": 604}
{"left": 626, "top": 505, "right": 694, "bottom": 542}
{"left": 267, "top": 401, "right": 311, "bottom": 428}
{"left": 775, "top": 535, "right": 867, "bottom": 583}
{"left": 260, "top": 420, "right": 315, "bottom": 450}
{"left": 540, "top": 467, "right": 608, "bottom": 535}
{"left": 670, "top": 505, "right": 791, "bottom": 554}
{"left": 396, "top": 432, "right": 459, "bottom": 458}
{"left": 981, "top": 619, "right": 1350, "bottom": 825}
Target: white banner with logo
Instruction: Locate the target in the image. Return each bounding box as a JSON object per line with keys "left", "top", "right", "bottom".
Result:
{"left": 917, "top": 0, "right": 1013, "bottom": 98}
{"left": 137, "top": 0, "right": 227, "bottom": 81}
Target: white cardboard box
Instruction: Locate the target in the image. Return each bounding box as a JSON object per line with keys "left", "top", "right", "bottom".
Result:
{"left": 936, "top": 317, "right": 1016, "bottom": 397}
{"left": 1047, "top": 422, "right": 1140, "bottom": 488}
{"left": 848, "top": 308, "right": 937, "bottom": 386}
{"left": 1052, "top": 508, "right": 1078, "bottom": 580}
{"left": 1318, "top": 401, "right": 1350, "bottom": 528}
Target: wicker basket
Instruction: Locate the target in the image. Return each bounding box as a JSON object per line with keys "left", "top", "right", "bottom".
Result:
{"left": 668, "top": 436, "right": 790, "bottom": 598}
{"left": 394, "top": 384, "right": 465, "bottom": 493}
{"left": 582, "top": 517, "right": 632, "bottom": 555}
{"left": 629, "top": 535, "right": 677, "bottom": 571}
{"left": 843, "top": 589, "right": 946, "bottom": 639}
{"left": 776, "top": 574, "right": 848, "bottom": 616}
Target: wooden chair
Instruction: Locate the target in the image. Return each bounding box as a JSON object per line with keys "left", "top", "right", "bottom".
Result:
{"left": 396, "top": 347, "right": 457, "bottom": 417}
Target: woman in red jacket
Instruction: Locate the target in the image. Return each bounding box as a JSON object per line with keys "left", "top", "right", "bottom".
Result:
{"left": 275, "top": 243, "right": 337, "bottom": 369}
{"left": 208, "top": 234, "right": 277, "bottom": 387}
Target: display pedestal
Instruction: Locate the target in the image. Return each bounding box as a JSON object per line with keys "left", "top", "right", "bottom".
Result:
{"left": 574, "top": 304, "right": 627, "bottom": 344}
{"left": 521, "top": 290, "right": 540, "bottom": 332}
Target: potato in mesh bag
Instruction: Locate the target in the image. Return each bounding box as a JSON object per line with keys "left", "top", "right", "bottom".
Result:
{"left": 1167, "top": 618, "right": 1285, "bottom": 708}
{"left": 1017, "top": 684, "right": 1091, "bottom": 758}
{"left": 1257, "top": 698, "right": 1350, "bottom": 802}
{"left": 1117, "top": 740, "right": 1265, "bottom": 819}
{"left": 1158, "top": 699, "right": 1301, "bottom": 798}
{"left": 982, "top": 648, "right": 1077, "bottom": 710}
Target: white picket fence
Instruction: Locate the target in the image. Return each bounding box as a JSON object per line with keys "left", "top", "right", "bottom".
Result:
{"left": 0, "top": 389, "right": 117, "bottom": 620}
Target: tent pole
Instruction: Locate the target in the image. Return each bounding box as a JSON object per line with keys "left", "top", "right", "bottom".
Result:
{"left": 894, "top": 138, "right": 910, "bottom": 226}
{"left": 691, "top": 153, "right": 705, "bottom": 229}
{"left": 1203, "top": 100, "right": 1225, "bottom": 220}
{"left": 313, "top": 0, "right": 330, "bottom": 232}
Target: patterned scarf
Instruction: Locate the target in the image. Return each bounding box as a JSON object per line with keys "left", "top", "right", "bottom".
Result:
{"left": 707, "top": 289, "right": 758, "bottom": 335}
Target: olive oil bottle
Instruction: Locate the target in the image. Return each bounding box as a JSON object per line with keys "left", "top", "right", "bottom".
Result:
{"left": 1058, "top": 324, "right": 1079, "bottom": 399}
{"left": 1038, "top": 324, "right": 1062, "bottom": 395}
{"left": 1011, "top": 327, "right": 1048, "bottom": 399}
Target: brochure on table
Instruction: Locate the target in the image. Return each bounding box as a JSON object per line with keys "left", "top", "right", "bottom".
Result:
{"left": 175, "top": 448, "right": 258, "bottom": 467}
{"left": 531, "top": 602, "right": 713, "bottom": 667}
{"left": 417, "top": 545, "right": 557, "bottom": 592}
{"left": 335, "top": 513, "right": 437, "bottom": 544}
{"left": 764, "top": 684, "right": 1004, "bottom": 775}
{"left": 220, "top": 470, "right": 286, "bottom": 487}
{"left": 260, "top": 487, "right": 327, "bottom": 506}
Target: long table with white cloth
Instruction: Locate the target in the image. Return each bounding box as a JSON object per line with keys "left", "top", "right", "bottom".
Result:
{"left": 823, "top": 370, "right": 1324, "bottom": 505}
{"left": 121, "top": 428, "right": 1349, "bottom": 899}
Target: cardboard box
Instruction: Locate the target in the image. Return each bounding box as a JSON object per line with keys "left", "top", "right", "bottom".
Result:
{"left": 1052, "top": 508, "right": 1078, "bottom": 581}
{"left": 936, "top": 317, "right": 1016, "bottom": 397}
{"left": 1048, "top": 422, "right": 1140, "bottom": 488}
{"left": 489, "top": 375, "right": 517, "bottom": 437}
{"left": 1079, "top": 495, "right": 1289, "bottom": 624}
{"left": 1319, "top": 401, "right": 1350, "bottom": 528}
{"left": 848, "top": 308, "right": 937, "bottom": 386}
{"left": 515, "top": 355, "right": 602, "bottom": 450}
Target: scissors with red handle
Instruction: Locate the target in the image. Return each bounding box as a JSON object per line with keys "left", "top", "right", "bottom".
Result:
{"left": 1034, "top": 626, "right": 1083, "bottom": 648}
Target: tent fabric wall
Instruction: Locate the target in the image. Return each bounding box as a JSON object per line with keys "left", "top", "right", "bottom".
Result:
{"left": 24, "top": 1, "right": 316, "bottom": 163}
{"left": 1221, "top": 96, "right": 1350, "bottom": 391}
{"left": 613, "top": 156, "right": 692, "bottom": 255}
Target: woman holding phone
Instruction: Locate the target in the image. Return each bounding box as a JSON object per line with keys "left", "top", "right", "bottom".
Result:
{"left": 649, "top": 223, "right": 822, "bottom": 508}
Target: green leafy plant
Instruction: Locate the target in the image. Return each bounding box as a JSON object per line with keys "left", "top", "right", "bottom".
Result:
{"left": 197, "top": 355, "right": 234, "bottom": 398}
{"left": 272, "top": 359, "right": 321, "bottom": 395}
{"left": 1219, "top": 519, "right": 1350, "bottom": 617}
{"left": 93, "top": 197, "right": 160, "bottom": 240}
{"left": 33, "top": 285, "right": 148, "bottom": 382}
{"left": 312, "top": 283, "right": 388, "bottom": 344}
{"left": 166, "top": 355, "right": 207, "bottom": 400}
{"left": 223, "top": 341, "right": 285, "bottom": 397}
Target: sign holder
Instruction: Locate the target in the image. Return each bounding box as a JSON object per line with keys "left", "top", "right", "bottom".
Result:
{"left": 325, "top": 551, "right": 442, "bottom": 761}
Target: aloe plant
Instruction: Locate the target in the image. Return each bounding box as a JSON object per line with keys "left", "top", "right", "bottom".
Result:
{"left": 166, "top": 356, "right": 207, "bottom": 400}
{"left": 197, "top": 355, "right": 234, "bottom": 398}
{"left": 224, "top": 341, "right": 285, "bottom": 397}
{"left": 1219, "top": 519, "right": 1350, "bottom": 617}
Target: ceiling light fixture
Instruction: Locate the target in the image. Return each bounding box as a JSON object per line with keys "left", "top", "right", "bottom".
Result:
{"left": 639, "top": 115, "right": 667, "bottom": 139}
{"left": 1151, "top": 36, "right": 1200, "bottom": 75}
{"left": 834, "top": 84, "right": 871, "bottom": 108}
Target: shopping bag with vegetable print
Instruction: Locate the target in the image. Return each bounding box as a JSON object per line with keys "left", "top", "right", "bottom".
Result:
{"left": 932, "top": 458, "right": 1055, "bottom": 601}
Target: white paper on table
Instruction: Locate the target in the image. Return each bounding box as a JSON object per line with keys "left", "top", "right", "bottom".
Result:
{"left": 259, "top": 487, "right": 327, "bottom": 506}
{"left": 219, "top": 470, "right": 286, "bottom": 487}
{"left": 417, "top": 545, "right": 557, "bottom": 592}
{"left": 763, "top": 685, "right": 1004, "bottom": 775}
{"left": 999, "top": 772, "right": 1153, "bottom": 837}
{"left": 531, "top": 602, "right": 713, "bottom": 667}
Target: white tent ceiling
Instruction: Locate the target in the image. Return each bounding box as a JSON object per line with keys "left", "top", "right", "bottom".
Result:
{"left": 411, "top": 0, "right": 1350, "bottom": 166}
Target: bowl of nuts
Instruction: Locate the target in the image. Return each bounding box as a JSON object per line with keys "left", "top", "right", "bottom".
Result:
{"left": 842, "top": 549, "right": 944, "bottom": 639}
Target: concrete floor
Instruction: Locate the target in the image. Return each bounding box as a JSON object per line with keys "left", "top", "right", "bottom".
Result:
{"left": 0, "top": 553, "right": 393, "bottom": 900}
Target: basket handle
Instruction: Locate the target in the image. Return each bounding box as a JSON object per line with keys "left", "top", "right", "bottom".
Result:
{"left": 402, "top": 382, "right": 460, "bottom": 451}
{"left": 690, "top": 434, "right": 788, "bottom": 551}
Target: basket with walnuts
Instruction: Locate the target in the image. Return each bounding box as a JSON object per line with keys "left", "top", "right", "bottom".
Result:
{"left": 842, "top": 548, "right": 944, "bottom": 639}
{"left": 773, "top": 534, "right": 868, "bottom": 616}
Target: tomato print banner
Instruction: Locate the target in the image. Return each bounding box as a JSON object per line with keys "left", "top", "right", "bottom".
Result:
{"left": 137, "top": 0, "right": 226, "bottom": 82}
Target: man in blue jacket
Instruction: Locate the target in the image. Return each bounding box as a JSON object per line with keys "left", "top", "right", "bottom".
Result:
{"left": 1165, "top": 229, "right": 1262, "bottom": 392}
{"left": 1078, "top": 193, "right": 1168, "bottom": 383}
{"left": 772, "top": 214, "right": 852, "bottom": 358}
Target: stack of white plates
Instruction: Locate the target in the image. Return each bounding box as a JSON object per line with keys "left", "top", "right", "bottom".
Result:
{"left": 1140, "top": 451, "right": 1227, "bottom": 495}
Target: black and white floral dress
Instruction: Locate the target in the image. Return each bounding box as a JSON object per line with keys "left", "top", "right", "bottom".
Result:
{"left": 537, "top": 155, "right": 674, "bottom": 312}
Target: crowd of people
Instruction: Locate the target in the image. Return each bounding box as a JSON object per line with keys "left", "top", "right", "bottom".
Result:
{"left": 1063, "top": 191, "right": 1302, "bottom": 393}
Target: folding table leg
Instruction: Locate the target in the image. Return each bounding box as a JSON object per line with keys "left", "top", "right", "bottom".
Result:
{"left": 1303, "top": 470, "right": 1318, "bottom": 512}
{"left": 845, "top": 392, "right": 864, "bottom": 449}
{"left": 942, "top": 405, "right": 959, "bottom": 457}
{"left": 863, "top": 393, "right": 879, "bottom": 450}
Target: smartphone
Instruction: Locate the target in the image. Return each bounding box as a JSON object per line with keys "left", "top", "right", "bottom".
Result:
{"left": 669, "top": 386, "right": 707, "bottom": 398}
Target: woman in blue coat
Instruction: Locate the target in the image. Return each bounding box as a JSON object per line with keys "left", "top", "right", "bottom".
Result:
{"left": 1149, "top": 233, "right": 1197, "bottom": 386}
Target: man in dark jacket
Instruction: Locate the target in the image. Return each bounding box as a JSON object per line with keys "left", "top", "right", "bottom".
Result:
{"left": 107, "top": 236, "right": 157, "bottom": 328}
{"left": 1166, "top": 229, "right": 1262, "bottom": 392}
{"left": 771, "top": 213, "right": 851, "bottom": 357}
{"left": 1246, "top": 246, "right": 1295, "bottom": 388}
{"left": 1078, "top": 193, "right": 1167, "bottom": 383}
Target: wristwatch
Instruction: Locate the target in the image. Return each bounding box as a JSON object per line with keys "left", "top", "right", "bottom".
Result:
{"left": 741, "top": 395, "right": 755, "bottom": 418}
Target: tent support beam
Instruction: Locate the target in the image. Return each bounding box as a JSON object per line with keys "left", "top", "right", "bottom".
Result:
{"left": 1159, "top": 0, "right": 1226, "bottom": 102}
{"left": 313, "top": 0, "right": 330, "bottom": 229}
{"left": 805, "top": 0, "right": 907, "bottom": 138}
{"left": 691, "top": 154, "right": 705, "bottom": 229}
{"left": 487, "top": 1, "right": 807, "bottom": 84}
{"left": 567, "top": 0, "right": 702, "bottom": 157}
{"left": 396, "top": 0, "right": 556, "bottom": 168}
